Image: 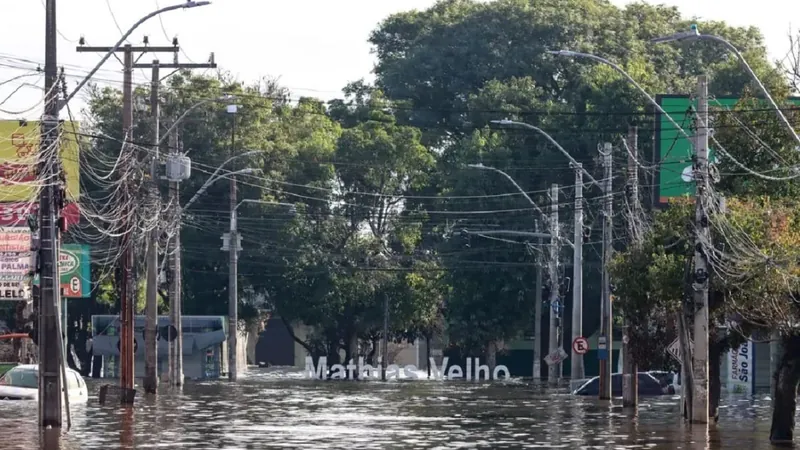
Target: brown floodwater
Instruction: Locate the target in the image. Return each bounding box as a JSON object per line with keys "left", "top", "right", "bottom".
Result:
{"left": 0, "top": 368, "right": 785, "bottom": 449}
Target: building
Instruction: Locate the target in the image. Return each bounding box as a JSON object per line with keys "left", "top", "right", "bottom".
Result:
{"left": 90, "top": 315, "right": 230, "bottom": 381}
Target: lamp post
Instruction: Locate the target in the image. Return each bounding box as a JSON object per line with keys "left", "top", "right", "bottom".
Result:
{"left": 37, "top": 0, "right": 210, "bottom": 427}
{"left": 650, "top": 26, "right": 800, "bottom": 146}
{"left": 486, "top": 120, "right": 603, "bottom": 383}
{"left": 62, "top": 1, "right": 211, "bottom": 109}
{"left": 224, "top": 198, "right": 295, "bottom": 381}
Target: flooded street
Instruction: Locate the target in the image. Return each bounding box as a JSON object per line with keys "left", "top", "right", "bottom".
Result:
{"left": 0, "top": 369, "right": 781, "bottom": 449}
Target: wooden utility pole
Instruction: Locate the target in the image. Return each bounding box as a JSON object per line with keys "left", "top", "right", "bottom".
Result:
{"left": 691, "top": 75, "right": 710, "bottom": 424}
{"left": 533, "top": 220, "right": 542, "bottom": 381}
{"left": 599, "top": 142, "right": 613, "bottom": 400}
{"left": 76, "top": 43, "right": 180, "bottom": 400}
{"left": 39, "top": 0, "right": 63, "bottom": 428}
{"left": 547, "top": 184, "right": 560, "bottom": 385}
{"left": 623, "top": 126, "right": 639, "bottom": 408}
{"left": 570, "top": 163, "right": 584, "bottom": 382}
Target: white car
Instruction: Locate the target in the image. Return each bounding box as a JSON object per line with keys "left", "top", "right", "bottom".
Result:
{"left": 0, "top": 364, "right": 88, "bottom": 403}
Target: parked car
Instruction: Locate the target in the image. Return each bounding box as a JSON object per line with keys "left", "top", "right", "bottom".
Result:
{"left": 0, "top": 364, "right": 88, "bottom": 402}
{"left": 646, "top": 370, "right": 680, "bottom": 394}
{"left": 572, "top": 372, "right": 670, "bottom": 396}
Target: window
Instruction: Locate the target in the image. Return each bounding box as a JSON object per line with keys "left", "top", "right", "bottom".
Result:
{"left": 0, "top": 368, "right": 38, "bottom": 388}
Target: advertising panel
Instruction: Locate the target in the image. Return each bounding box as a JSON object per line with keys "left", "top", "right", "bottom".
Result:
{"left": 0, "top": 202, "right": 79, "bottom": 227}
{"left": 0, "top": 120, "right": 80, "bottom": 202}
{"left": 726, "top": 340, "right": 754, "bottom": 395}
{"left": 654, "top": 96, "right": 800, "bottom": 205}
{"left": 59, "top": 244, "right": 91, "bottom": 298}
{"left": 0, "top": 226, "right": 31, "bottom": 301}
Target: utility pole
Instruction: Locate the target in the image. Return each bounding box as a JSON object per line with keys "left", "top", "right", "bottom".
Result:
{"left": 120, "top": 45, "right": 135, "bottom": 399}
{"left": 168, "top": 130, "right": 184, "bottom": 387}
{"left": 227, "top": 104, "right": 239, "bottom": 382}
{"left": 382, "top": 292, "right": 389, "bottom": 381}
{"left": 39, "top": 0, "right": 62, "bottom": 428}
{"left": 533, "top": 220, "right": 543, "bottom": 381}
{"left": 692, "top": 75, "right": 710, "bottom": 424}
{"left": 76, "top": 42, "right": 181, "bottom": 401}
{"left": 143, "top": 61, "right": 160, "bottom": 395}
{"left": 623, "top": 126, "right": 639, "bottom": 408}
{"left": 570, "top": 163, "right": 584, "bottom": 382}
{"left": 131, "top": 58, "right": 216, "bottom": 389}
{"left": 599, "top": 142, "right": 613, "bottom": 401}
{"left": 547, "top": 184, "right": 560, "bottom": 385}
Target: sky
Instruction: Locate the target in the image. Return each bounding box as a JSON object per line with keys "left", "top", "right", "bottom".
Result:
{"left": 0, "top": 0, "right": 798, "bottom": 120}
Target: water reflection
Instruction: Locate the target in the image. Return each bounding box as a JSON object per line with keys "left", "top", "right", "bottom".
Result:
{"left": 0, "top": 368, "right": 784, "bottom": 449}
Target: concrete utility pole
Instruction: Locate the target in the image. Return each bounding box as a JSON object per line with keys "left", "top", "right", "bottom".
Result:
{"left": 39, "top": 0, "right": 63, "bottom": 428}
{"left": 143, "top": 61, "right": 160, "bottom": 395}
{"left": 227, "top": 104, "right": 239, "bottom": 382}
{"left": 692, "top": 75, "right": 710, "bottom": 424}
{"left": 168, "top": 130, "right": 184, "bottom": 387}
{"left": 547, "top": 184, "right": 561, "bottom": 385}
{"left": 570, "top": 163, "right": 584, "bottom": 382}
{"left": 76, "top": 42, "right": 181, "bottom": 401}
{"left": 599, "top": 143, "right": 613, "bottom": 401}
{"left": 130, "top": 57, "right": 217, "bottom": 391}
{"left": 623, "top": 126, "right": 639, "bottom": 409}
{"left": 533, "top": 220, "right": 543, "bottom": 381}
{"left": 382, "top": 291, "right": 389, "bottom": 381}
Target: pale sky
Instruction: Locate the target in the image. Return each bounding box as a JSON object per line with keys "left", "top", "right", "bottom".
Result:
{"left": 0, "top": 0, "right": 796, "bottom": 120}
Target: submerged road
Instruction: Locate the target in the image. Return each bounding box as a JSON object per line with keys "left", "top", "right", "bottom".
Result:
{"left": 0, "top": 368, "right": 780, "bottom": 449}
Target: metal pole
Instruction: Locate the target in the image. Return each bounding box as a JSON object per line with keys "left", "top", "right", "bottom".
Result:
{"left": 692, "top": 75, "right": 710, "bottom": 424}
{"left": 533, "top": 220, "right": 542, "bottom": 381}
{"left": 571, "top": 164, "right": 584, "bottom": 382}
{"left": 547, "top": 184, "right": 560, "bottom": 385}
{"left": 623, "top": 126, "right": 638, "bottom": 408}
{"left": 38, "top": 0, "right": 62, "bottom": 428}
{"left": 382, "top": 292, "right": 388, "bottom": 381}
{"left": 143, "top": 60, "right": 160, "bottom": 394}
{"left": 599, "top": 143, "right": 613, "bottom": 400}
{"left": 228, "top": 111, "right": 238, "bottom": 382}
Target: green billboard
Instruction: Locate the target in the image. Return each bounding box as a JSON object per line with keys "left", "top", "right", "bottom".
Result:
{"left": 655, "top": 95, "right": 800, "bottom": 205}
{"left": 34, "top": 244, "right": 91, "bottom": 298}
{"left": 59, "top": 244, "right": 91, "bottom": 298}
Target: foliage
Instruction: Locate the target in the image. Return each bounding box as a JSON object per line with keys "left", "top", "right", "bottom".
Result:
{"left": 611, "top": 197, "right": 800, "bottom": 368}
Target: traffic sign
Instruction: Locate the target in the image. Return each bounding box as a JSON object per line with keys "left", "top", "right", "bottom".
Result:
{"left": 572, "top": 336, "right": 588, "bottom": 355}
{"left": 544, "top": 348, "right": 568, "bottom": 366}
{"left": 598, "top": 336, "right": 607, "bottom": 350}
{"left": 667, "top": 338, "right": 694, "bottom": 364}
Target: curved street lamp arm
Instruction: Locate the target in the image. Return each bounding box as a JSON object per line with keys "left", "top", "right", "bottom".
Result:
{"left": 494, "top": 119, "right": 602, "bottom": 189}
{"left": 62, "top": 1, "right": 210, "bottom": 109}
{"left": 159, "top": 97, "right": 228, "bottom": 146}
{"left": 698, "top": 35, "right": 800, "bottom": 146}
{"left": 467, "top": 162, "right": 573, "bottom": 248}
{"left": 183, "top": 167, "right": 258, "bottom": 212}
{"left": 547, "top": 50, "right": 694, "bottom": 145}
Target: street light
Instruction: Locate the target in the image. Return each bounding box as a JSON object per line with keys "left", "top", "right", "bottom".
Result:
{"left": 490, "top": 119, "right": 601, "bottom": 189}
{"left": 225, "top": 198, "right": 296, "bottom": 382}
{"left": 62, "top": 1, "right": 211, "bottom": 108}
{"left": 159, "top": 95, "right": 233, "bottom": 146}
{"left": 546, "top": 50, "right": 693, "bottom": 143}
{"left": 467, "top": 163, "right": 544, "bottom": 213}
{"left": 182, "top": 153, "right": 260, "bottom": 211}
{"left": 650, "top": 26, "right": 800, "bottom": 146}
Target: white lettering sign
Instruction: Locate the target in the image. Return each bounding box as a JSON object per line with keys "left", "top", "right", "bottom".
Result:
{"left": 305, "top": 357, "right": 510, "bottom": 381}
